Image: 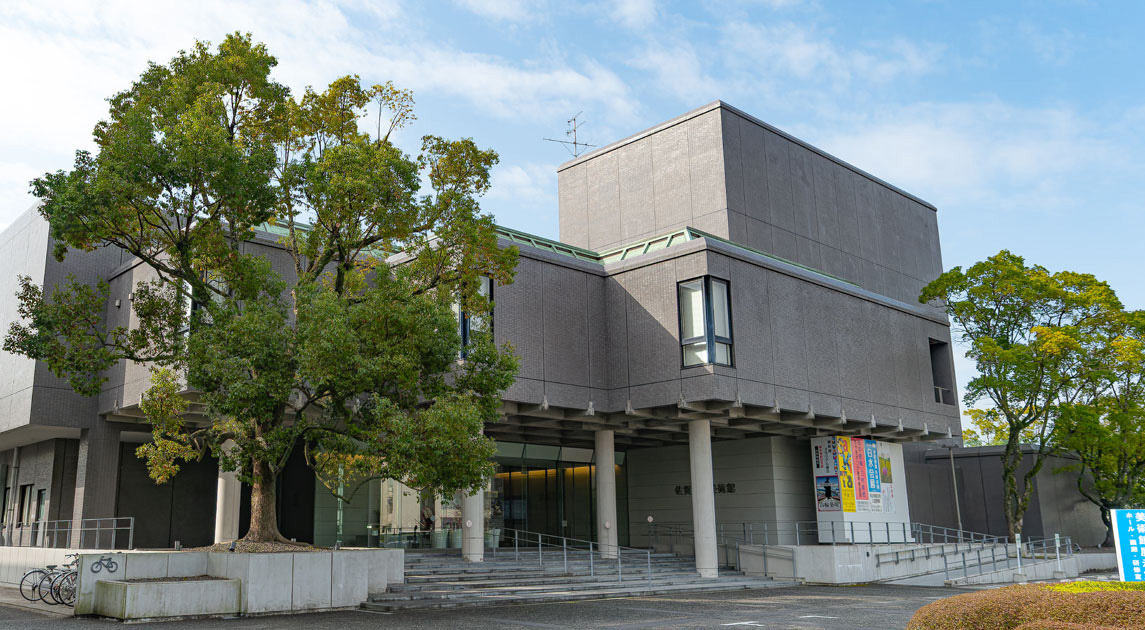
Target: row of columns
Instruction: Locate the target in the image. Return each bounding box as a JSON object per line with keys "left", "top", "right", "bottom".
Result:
{"left": 453, "top": 419, "right": 718, "bottom": 578}
{"left": 211, "top": 421, "right": 720, "bottom": 579}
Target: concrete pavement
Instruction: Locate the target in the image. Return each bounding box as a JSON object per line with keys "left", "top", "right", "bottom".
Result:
{"left": 1, "top": 583, "right": 973, "bottom": 628}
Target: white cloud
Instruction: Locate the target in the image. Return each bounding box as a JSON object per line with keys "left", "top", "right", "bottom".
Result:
{"left": 486, "top": 162, "right": 557, "bottom": 208}
{"left": 628, "top": 42, "right": 721, "bottom": 104}
{"left": 721, "top": 21, "right": 941, "bottom": 88}
{"left": 0, "top": 0, "right": 641, "bottom": 226}
{"left": 454, "top": 0, "right": 543, "bottom": 23}
{"left": 815, "top": 101, "right": 1124, "bottom": 212}
{"left": 611, "top": 0, "right": 658, "bottom": 30}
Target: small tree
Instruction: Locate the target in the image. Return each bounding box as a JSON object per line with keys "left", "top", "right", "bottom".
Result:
{"left": 920, "top": 251, "right": 1121, "bottom": 541}
{"left": 3, "top": 33, "right": 519, "bottom": 543}
{"left": 1056, "top": 309, "right": 1145, "bottom": 547}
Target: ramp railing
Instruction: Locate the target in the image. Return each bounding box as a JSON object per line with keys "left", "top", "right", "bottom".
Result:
{"left": 499, "top": 528, "right": 654, "bottom": 584}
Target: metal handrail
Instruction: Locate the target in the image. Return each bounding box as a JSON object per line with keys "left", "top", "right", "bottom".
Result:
{"left": 650, "top": 520, "right": 1002, "bottom": 550}
{"left": 940, "top": 535, "right": 1075, "bottom": 582}
{"left": 499, "top": 528, "right": 653, "bottom": 584}
{"left": 0, "top": 517, "right": 134, "bottom": 549}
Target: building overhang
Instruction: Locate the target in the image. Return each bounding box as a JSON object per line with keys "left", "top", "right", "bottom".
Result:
{"left": 490, "top": 399, "right": 954, "bottom": 450}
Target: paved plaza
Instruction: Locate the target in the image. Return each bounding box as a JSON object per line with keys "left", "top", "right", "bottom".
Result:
{"left": 0, "top": 584, "right": 971, "bottom": 629}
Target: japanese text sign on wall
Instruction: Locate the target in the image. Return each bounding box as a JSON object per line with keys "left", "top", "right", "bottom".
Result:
{"left": 1112, "top": 509, "right": 1145, "bottom": 582}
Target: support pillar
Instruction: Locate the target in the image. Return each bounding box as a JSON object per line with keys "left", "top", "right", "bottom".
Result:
{"left": 460, "top": 486, "right": 485, "bottom": 562}
{"left": 214, "top": 440, "right": 241, "bottom": 544}
{"left": 688, "top": 419, "right": 718, "bottom": 578}
{"left": 70, "top": 422, "right": 122, "bottom": 548}
{"left": 595, "top": 429, "right": 618, "bottom": 559}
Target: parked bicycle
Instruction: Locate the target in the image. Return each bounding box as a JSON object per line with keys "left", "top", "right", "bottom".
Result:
{"left": 19, "top": 554, "right": 78, "bottom": 607}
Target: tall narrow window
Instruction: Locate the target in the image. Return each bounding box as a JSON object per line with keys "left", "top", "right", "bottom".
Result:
{"left": 678, "top": 276, "right": 733, "bottom": 367}
{"left": 456, "top": 276, "right": 493, "bottom": 356}
{"left": 929, "top": 339, "right": 955, "bottom": 405}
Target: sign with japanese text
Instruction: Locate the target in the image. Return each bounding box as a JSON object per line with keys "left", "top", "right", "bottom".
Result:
{"left": 836, "top": 436, "right": 856, "bottom": 513}
{"left": 1112, "top": 508, "right": 1145, "bottom": 582}
{"left": 852, "top": 437, "right": 870, "bottom": 510}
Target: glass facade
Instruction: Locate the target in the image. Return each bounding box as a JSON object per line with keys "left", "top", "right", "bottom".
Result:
{"left": 312, "top": 441, "right": 628, "bottom": 548}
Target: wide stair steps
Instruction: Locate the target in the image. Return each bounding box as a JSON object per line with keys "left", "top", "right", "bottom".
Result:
{"left": 362, "top": 549, "right": 794, "bottom": 611}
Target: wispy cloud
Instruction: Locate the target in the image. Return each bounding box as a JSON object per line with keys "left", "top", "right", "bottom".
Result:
{"left": 453, "top": 0, "right": 544, "bottom": 23}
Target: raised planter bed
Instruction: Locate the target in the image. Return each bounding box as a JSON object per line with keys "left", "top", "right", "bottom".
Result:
{"left": 75, "top": 548, "right": 403, "bottom": 618}
{"left": 93, "top": 577, "right": 241, "bottom": 621}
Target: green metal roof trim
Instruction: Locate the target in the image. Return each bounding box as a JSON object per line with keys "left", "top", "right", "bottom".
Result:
{"left": 494, "top": 225, "right": 857, "bottom": 287}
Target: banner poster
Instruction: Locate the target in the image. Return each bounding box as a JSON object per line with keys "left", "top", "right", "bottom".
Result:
{"left": 815, "top": 476, "right": 842, "bottom": 512}
{"left": 835, "top": 436, "right": 856, "bottom": 513}
{"left": 812, "top": 438, "right": 839, "bottom": 476}
{"left": 864, "top": 439, "right": 882, "bottom": 512}
{"left": 878, "top": 441, "right": 895, "bottom": 514}
{"left": 852, "top": 437, "right": 870, "bottom": 512}
{"left": 1111, "top": 509, "right": 1145, "bottom": 582}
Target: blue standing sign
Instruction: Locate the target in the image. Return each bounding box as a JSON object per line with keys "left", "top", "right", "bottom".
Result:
{"left": 1111, "top": 508, "right": 1145, "bottom": 582}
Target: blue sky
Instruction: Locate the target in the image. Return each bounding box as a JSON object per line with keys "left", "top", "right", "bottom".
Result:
{"left": 1, "top": 0, "right": 1141, "bottom": 405}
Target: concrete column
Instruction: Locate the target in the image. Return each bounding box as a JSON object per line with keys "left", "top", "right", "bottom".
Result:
{"left": 460, "top": 486, "right": 485, "bottom": 562}
{"left": 688, "top": 419, "right": 718, "bottom": 578}
{"left": 69, "top": 422, "right": 122, "bottom": 548}
{"left": 214, "top": 440, "right": 241, "bottom": 543}
{"left": 595, "top": 429, "right": 618, "bottom": 559}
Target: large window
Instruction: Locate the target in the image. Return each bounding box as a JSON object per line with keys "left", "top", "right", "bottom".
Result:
{"left": 678, "top": 276, "right": 733, "bottom": 367}
{"left": 453, "top": 276, "right": 493, "bottom": 356}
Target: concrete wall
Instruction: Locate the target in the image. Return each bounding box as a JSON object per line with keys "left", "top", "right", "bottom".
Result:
{"left": 927, "top": 447, "right": 1107, "bottom": 546}
{"left": 627, "top": 435, "right": 814, "bottom": 547}
{"left": 0, "top": 208, "right": 50, "bottom": 436}
{"left": 557, "top": 102, "right": 945, "bottom": 311}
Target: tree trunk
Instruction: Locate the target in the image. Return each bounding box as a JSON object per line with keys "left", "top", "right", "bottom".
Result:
{"left": 245, "top": 458, "right": 283, "bottom": 542}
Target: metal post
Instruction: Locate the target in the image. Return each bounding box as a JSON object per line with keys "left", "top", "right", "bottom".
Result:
{"left": 886, "top": 522, "right": 891, "bottom": 543}
{"left": 763, "top": 522, "right": 768, "bottom": 546}
{"left": 748, "top": 522, "right": 753, "bottom": 545}
{"left": 589, "top": 541, "right": 594, "bottom": 577}
{"left": 795, "top": 523, "right": 800, "bottom": 546}
{"left": 943, "top": 553, "right": 949, "bottom": 580}
{"left": 1016, "top": 533, "right": 1022, "bottom": 574}
{"left": 538, "top": 533, "right": 543, "bottom": 566}
{"left": 563, "top": 538, "right": 568, "bottom": 573}
{"left": 949, "top": 446, "right": 963, "bottom": 542}
{"left": 515, "top": 531, "right": 519, "bottom": 562}
{"left": 647, "top": 550, "right": 652, "bottom": 585}
{"left": 617, "top": 550, "right": 622, "bottom": 582}
{"left": 128, "top": 517, "right": 135, "bottom": 550}
{"left": 94, "top": 519, "right": 101, "bottom": 550}
{"left": 963, "top": 552, "right": 969, "bottom": 578}
{"left": 868, "top": 522, "right": 873, "bottom": 544}
{"left": 849, "top": 521, "right": 855, "bottom": 544}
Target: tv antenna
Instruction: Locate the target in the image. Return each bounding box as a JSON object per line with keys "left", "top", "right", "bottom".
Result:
{"left": 544, "top": 112, "right": 595, "bottom": 158}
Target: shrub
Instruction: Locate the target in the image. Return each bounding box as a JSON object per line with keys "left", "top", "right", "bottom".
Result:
{"left": 907, "top": 584, "right": 1145, "bottom": 630}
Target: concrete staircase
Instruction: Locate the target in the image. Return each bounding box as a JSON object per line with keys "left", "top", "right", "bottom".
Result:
{"left": 361, "top": 549, "right": 793, "bottom": 611}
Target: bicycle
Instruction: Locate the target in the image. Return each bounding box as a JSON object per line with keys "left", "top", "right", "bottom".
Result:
{"left": 20, "top": 554, "right": 78, "bottom": 606}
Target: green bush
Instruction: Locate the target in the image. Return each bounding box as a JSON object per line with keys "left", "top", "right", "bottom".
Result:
{"left": 907, "top": 583, "right": 1145, "bottom": 630}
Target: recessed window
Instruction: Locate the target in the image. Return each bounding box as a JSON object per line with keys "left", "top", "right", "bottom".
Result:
{"left": 454, "top": 276, "right": 493, "bottom": 356}
{"left": 929, "top": 339, "right": 955, "bottom": 405}
{"left": 678, "top": 276, "right": 733, "bottom": 367}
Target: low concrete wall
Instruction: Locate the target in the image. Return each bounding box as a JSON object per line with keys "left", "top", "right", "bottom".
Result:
{"left": 93, "top": 578, "right": 241, "bottom": 621}
{"left": 1076, "top": 552, "right": 1116, "bottom": 573}
{"left": 75, "top": 548, "right": 404, "bottom": 618}
{"left": 0, "top": 546, "right": 108, "bottom": 586}
{"left": 738, "top": 543, "right": 1011, "bottom": 584}
{"left": 945, "top": 556, "right": 1080, "bottom": 586}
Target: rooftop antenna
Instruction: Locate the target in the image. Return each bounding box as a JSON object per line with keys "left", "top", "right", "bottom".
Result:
{"left": 544, "top": 112, "right": 596, "bottom": 158}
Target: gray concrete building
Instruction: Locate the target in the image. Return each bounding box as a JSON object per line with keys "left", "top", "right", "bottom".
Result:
{"left": 1, "top": 101, "right": 1012, "bottom": 571}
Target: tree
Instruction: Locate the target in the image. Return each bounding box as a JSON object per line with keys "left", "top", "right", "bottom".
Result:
{"left": 1055, "top": 309, "right": 1145, "bottom": 547}
{"left": 3, "top": 33, "right": 519, "bottom": 543}
{"left": 920, "top": 251, "right": 1121, "bottom": 541}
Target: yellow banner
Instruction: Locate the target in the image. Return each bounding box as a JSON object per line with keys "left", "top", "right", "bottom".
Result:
{"left": 836, "top": 436, "right": 856, "bottom": 513}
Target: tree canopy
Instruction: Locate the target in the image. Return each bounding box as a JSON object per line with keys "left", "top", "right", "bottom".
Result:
{"left": 920, "top": 250, "right": 1122, "bottom": 540}
{"left": 4, "top": 33, "right": 519, "bottom": 543}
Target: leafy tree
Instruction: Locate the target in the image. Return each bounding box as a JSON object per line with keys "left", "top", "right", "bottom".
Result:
{"left": 3, "top": 33, "right": 519, "bottom": 543}
{"left": 920, "top": 251, "right": 1121, "bottom": 541}
{"left": 1056, "top": 309, "right": 1145, "bottom": 547}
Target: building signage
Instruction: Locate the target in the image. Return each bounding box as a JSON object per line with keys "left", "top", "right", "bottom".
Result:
{"left": 810, "top": 437, "right": 898, "bottom": 515}
{"left": 835, "top": 436, "right": 857, "bottom": 513}
{"left": 1112, "top": 508, "right": 1145, "bottom": 582}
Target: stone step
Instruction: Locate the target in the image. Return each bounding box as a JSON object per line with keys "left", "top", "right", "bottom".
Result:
{"left": 400, "top": 569, "right": 707, "bottom": 589}
{"left": 362, "top": 579, "right": 794, "bottom": 612}
{"left": 373, "top": 576, "right": 735, "bottom": 601}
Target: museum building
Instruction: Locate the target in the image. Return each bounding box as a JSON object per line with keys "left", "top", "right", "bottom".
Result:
{"left": 0, "top": 102, "right": 968, "bottom": 575}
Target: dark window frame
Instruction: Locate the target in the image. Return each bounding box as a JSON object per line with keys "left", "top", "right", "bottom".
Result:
{"left": 458, "top": 277, "right": 494, "bottom": 358}
{"left": 677, "top": 275, "right": 734, "bottom": 368}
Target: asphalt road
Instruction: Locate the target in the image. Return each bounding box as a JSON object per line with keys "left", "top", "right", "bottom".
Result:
{"left": 0, "top": 584, "right": 969, "bottom": 629}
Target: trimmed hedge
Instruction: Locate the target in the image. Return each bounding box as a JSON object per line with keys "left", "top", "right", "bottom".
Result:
{"left": 907, "top": 583, "right": 1145, "bottom": 630}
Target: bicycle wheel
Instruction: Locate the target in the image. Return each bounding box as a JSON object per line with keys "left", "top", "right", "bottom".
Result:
{"left": 19, "top": 570, "right": 47, "bottom": 601}
{"left": 38, "top": 573, "right": 59, "bottom": 605}
{"left": 56, "top": 572, "right": 77, "bottom": 607}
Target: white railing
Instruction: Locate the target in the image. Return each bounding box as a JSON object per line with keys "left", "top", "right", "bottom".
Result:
{"left": 499, "top": 528, "right": 654, "bottom": 584}
{"left": 1, "top": 517, "right": 134, "bottom": 549}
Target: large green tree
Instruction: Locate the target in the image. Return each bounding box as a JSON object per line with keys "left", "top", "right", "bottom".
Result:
{"left": 1056, "top": 309, "right": 1145, "bottom": 547}
{"left": 3, "top": 33, "right": 519, "bottom": 543}
{"left": 920, "top": 251, "right": 1121, "bottom": 541}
